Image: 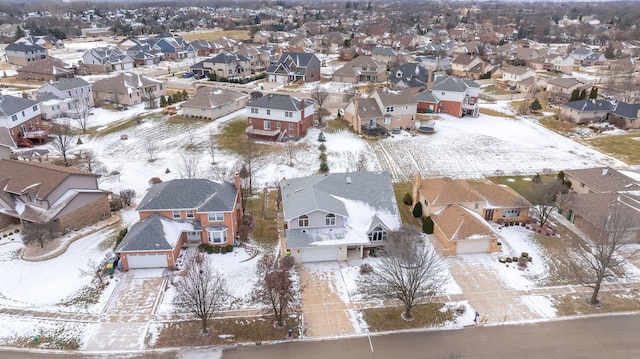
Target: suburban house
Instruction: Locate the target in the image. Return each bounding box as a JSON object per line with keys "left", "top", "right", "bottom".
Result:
{"left": 281, "top": 171, "right": 401, "bottom": 262}
{"left": 16, "top": 57, "right": 75, "bottom": 82}
{"left": 0, "top": 94, "right": 47, "bottom": 145}
{"left": 115, "top": 177, "right": 242, "bottom": 270}
{"left": 153, "top": 33, "right": 196, "bottom": 60}
{"left": 387, "top": 62, "right": 430, "bottom": 89}
{"left": 559, "top": 99, "right": 640, "bottom": 128}
{"left": 181, "top": 86, "right": 249, "bottom": 120}
{"left": 371, "top": 46, "right": 406, "bottom": 68}
{"left": 0, "top": 159, "right": 111, "bottom": 233}
{"left": 15, "top": 35, "right": 63, "bottom": 50}
{"left": 499, "top": 66, "right": 536, "bottom": 88}
{"left": 190, "top": 53, "right": 252, "bottom": 80}
{"left": 266, "top": 52, "right": 321, "bottom": 84}
{"left": 546, "top": 77, "right": 584, "bottom": 103}
{"left": 416, "top": 75, "right": 480, "bottom": 117}
{"left": 4, "top": 42, "right": 48, "bottom": 67}
{"left": 451, "top": 54, "right": 486, "bottom": 79}
{"left": 245, "top": 93, "right": 314, "bottom": 141}
{"left": 558, "top": 167, "right": 640, "bottom": 244}
{"left": 413, "top": 175, "right": 530, "bottom": 255}
{"left": 81, "top": 46, "right": 134, "bottom": 74}
{"left": 332, "top": 56, "right": 387, "bottom": 84}
{"left": 235, "top": 45, "right": 269, "bottom": 74}
{"left": 189, "top": 39, "right": 225, "bottom": 56}
{"left": 343, "top": 88, "right": 417, "bottom": 135}
{"left": 542, "top": 54, "right": 575, "bottom": 74}
{"left": 38, "top": 78, "right": 94, "bottom": 108}
{"left": 125, "top": 41, "right": 163, "bottom": 66}
{"left": 92, "top": 72, "right": 165, "bottom": 108}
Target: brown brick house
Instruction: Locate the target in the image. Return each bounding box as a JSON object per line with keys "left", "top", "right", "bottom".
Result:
{"left": 0, "top": 159, "right": 111, "bottom": 232}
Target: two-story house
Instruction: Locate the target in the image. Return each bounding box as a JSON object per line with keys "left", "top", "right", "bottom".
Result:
{"left": 413, "top": 174, "right": 530, "bottom": 255}
{"left": 333, "top": 56, "right": 387, "bottom": 84}
{"left": 0, "top": 159, "right": 111, "bottom": 233}
{"left": 190, "top": 53, "right": 252, "bottom": 80}
{"left": 116, "top": 177, "right": 243, "bottom": 270}
{"left": 245, "top": 94, "right": 314, "bottom": 141}
{"left": 38, "top": 78, "right": 94, "bottom": 110}
{"left": 82, "top": 46, "right": 134, "bottom": 74}
{"left": 4, "top": 42, "right": 48, "bottom": 67}
{"left": 416, "top": 75, "right": 480, "bottom": 117}
{"left": 0, "top": 95, "right": 45, "bottom": 144}
{"left": 92, "top": 72, "right": 165, "bottom": 108}
{"left": 281, "top": 171, "right": 401, "bottom": 262}
{"left": 343, "top": 88, "right": 417, "bottom": 135}
{"left": 153, "top": 33, "right": 196, "bottom": 60}
{"left": 16, "top": 57, "right": 75, "bottom": 82}
{"left": 451, "top": 54, "right": 486, "bottom": 79}
{"left": 388, "top": 62, "right": 430, "bottom": 90}
{"left": 266, "top": 52, "right": 321, "bottom": 84}
{"left": 499, "top": 67, "right": 536, "bottom": 89}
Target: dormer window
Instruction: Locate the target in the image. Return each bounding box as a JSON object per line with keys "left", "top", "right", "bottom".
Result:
{"left": 368, "top": 226, "right": 387, "bottom": 241}
{"left": 298, "top": 215, "right": 309, "bottom": 227}
{"left": 325, "top": 213, "right": 336, "bottom": 226}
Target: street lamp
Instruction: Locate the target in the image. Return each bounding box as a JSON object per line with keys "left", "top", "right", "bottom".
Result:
{"left": 366, "top": 330, "right": 374, "bottom": 359}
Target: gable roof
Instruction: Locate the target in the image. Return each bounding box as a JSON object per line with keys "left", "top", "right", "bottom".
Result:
{"left": 16, "top": 56, "right": 73, "bottom": 76}
{"left": 116, "top": 213, "right": 197, "bottom": 252}
{"left": 431, "top": 204, "right": 496, "bottom": 241}
{"left": 416, "top": 177, "right": 483, "bottom": 205}
{"left": 373, "top": 88, "right": 417, "bottom": 106}
{"left": 470, "top": 183, "right": 531, "bottom": 208}
{"left": 0, "top": 159, "right": 99, "bottom": 199}
{"left": 562, "top": 99, "right": 614, "bottom": 112}
{"left": 137, "top": 178, "right": 238, "bottom": 212}
{"left": 208, "top": 52, "right": 249, "bottom": 64}
{"left": 547, "top": 77, "right": 581, "bottom": 88}
{"left": 432, "top": 75, "right": 479, "bottom": 92}
{"left": 564, "top": 167, "right": 640, "bottom": 193}
{"left": 45, "top": 78, "right": 91, "bottom": 91}
{"left": 247, "top": 93, "right": 312, "bottom": 111}
{"left": 93, "top": 72, "right": 161, "bottom": 94}
{"left": 388, "top": 62, "right": 428, "bottom": 88}
{"left": 6, "top": 42, "right": 46, "bottom": 52}
{"left": 415, "top": 89, "right": 440, "bottom": 103}
{"left": 0, "top": 95, "right": 38, "bottom": 117}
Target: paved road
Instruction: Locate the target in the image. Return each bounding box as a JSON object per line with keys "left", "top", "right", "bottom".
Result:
{"left": 216, "top": 314, "right": 640, "bottom": 359}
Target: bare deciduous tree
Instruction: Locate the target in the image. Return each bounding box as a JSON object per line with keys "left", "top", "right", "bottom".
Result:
{"left": 528, "top": 179, "right": 566, "bottom": 228}
{"left": 173, "top": 253, "right": 230, "bottom": 334}
{"left": 206, "top": 128, "right": 217, "bottom": 165}
{"left": 361, "top": 226, "right": 447, "bottom": 320}
{"left": 22, "top": 222, "right": 58, "bottom": 248}
{"left": 70, "top": 93, "right": 92, "bottom": 134}
{"left": 142, "top": 136, "right": 159, "bottom": 162}
{"left": 76, "top": 149, "right": 106, "bottom": 175}
{"left": 355, "top": 152, "right": 368, "bottom": 172}
{"left": 250, "top": 254, "right": 297, "bottom": 327}
{"left": 575, "top": 200, "right": 640, "bottom": 305}
{"left": 285, "top": 139, "right": 295, "bottom": 166}
{"left": 177, "top": 151, "right": 201, "bottom": 179}
{"left": 119, "top": 189, "right": 136, "bottom": 207}
{"left": 50, "top": 118, "right": 75, "bottom": 166}
{"left": 311, "top": 85, "right": 330, "bottom": 125}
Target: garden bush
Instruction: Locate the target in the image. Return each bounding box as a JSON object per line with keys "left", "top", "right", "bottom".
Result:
{"left": 521, "top": 252, "right": 529, "bottom": 258}
{"left": 212, "top": 246, "right": 221, "bottom": 254}
{"left": 359, "top": 263, "right": 373, "bottom": 275}
{"left": 226, "top": 245, "right": 234, "bottom": 253}
{"left": 512, "top": 256, "right": 519, "bottom": 262}
{"left": 505, "top": 257, "right": 513, "bottom": 263}
{"left": 221, "top": 246, "right": 228, "bottom": 254}
{"left": 402, "top": 193, "right": 412, "bottom": 205}
{"left": 14, "top": 229, "right": 19, "bottom": 233}
{"left": 498, "top": 257, "right": 506, "bottom": 263}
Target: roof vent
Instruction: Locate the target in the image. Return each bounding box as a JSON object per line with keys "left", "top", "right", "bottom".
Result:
{"left": 602, "top": 168, "right": 608, "bottom": 176}
{"left": 346, "top": 176, "right": 352, "bottom": 184}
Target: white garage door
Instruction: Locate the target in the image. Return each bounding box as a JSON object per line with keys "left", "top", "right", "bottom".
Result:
{"left": 456, "top": 240, "right": 490, "bottom": 254}
{"left": 127, "top": 253, "right": 168, "bottom": 269}
{"left": 301, "top": 247, "right": 338, "bottom": 262}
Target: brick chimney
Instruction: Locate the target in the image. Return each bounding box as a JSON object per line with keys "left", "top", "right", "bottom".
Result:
{"left": 234, "top": 172, "right": 241, "bottom": 191}
{"left": 300, "top": 98, "right": 305, "bottom": 120}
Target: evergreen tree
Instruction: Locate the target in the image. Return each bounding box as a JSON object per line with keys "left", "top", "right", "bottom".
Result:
{"left": 160, "top": 95, "right": 167, "bottom": 107}
{"left": 579, "top": 89, "right": 587, "bottom": 100}
{"left": 14, "top": 25, "right": 25, "bottom": 41}
{"left": 422, "top": 216, "right": 434, "bottom": 234}
{"left": 182, "top": 90, "right": 189, "bottom": 101}
{"left": 412, "top": 202, "right": 423, "bottom": 218}
{"left": 529, "top": 98, "right": 542, "bottom": 112}
{"left": 570, "top": 89, "right": 580, "bottom": 102}
{"left": 589, "top": 87, "right": 598, "bottom": 100}
{"left": 604, "top": 44, "right": 615, "bottom": 59}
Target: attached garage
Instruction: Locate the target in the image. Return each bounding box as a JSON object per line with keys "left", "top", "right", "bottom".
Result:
{"left": 125, "top": 253, "right": 169, "bottom": 269}
{"left": 455, "top": 240, "right": 490, "bottom": 254}
{"left": 300, "top": 246, "right": 339, "bottom": 262}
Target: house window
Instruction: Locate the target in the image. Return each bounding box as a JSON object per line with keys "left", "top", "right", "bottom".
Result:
{"left": 289, "top": 123, "right": 293, "bottom": 130}
{"left": 187, "top": 231, "right": 200, "bottom": 240}
{"left": 264, "top": 121, "right": 271, "bottom": 130}
{"left": 396, "top": 116, "right": 401, "bottom": 121}
{"left": 186, "top": 210, "right": 195, "bottom": 219}
{"left": 474, "top": 203, "right": 479, "bottom": 209}
{"left": 207, "top": 229, "right": 228, "bottom": 244}
{"left": 298, "top": 215, "right": 309, "bottom": 227}
{"left": 251, "top": 108, "right": 258, "bottom": 114}
{"left": 277, "top": 121, "right": 281, "bottom": 129}
{"left": 172, "top": 210, "right": 181, "bottom": 219}
{"left": 32, "top": 105, "right": 38, "bottom": 111}
{"left": 11, "top": 115, "right": 17, "bottom": 122}
{"left": 441, "top": 92, "right": 445, "bottom": 96}
{"left": 386, "top": 106, "right": 394, "bottom": 112}
{"left": 21, "top": 111, "right": 25, "bottom": 116}
{"left": 285, "top": 111, "right": 293, "bottom": 117}
{"left": 503, "top": 209, "right": 520, "bottom": 218}
{"left": 468, "top": 98, "right": 475, "bottom": 105}
{"left": 580, "top": 182, "right": 585, "bottom": 187}
{"left": 368, "top": 226, "right": 387, "bottom": 241}
{"left": 27, "top": 194, "right": 40, "bottom": 204}
{"left": 267, "top": 109, "right": 271, "bottom": 115}
{"left": 384, "top": 117, "right": 391, "bottom": 124}
{"left": 325, "top": 213, "right": 336, "bottom": 226}
{"left": 208, "top": 212, "right": 224, "bottom": 222}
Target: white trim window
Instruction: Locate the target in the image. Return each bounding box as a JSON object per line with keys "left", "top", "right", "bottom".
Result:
{"left": 368, "top": 226, "right": 387, "bottom": 241}
{"left": 285, "top": 111, "right": 293, "bottom": 117}
{"left": 207, "top": 229, "right": 228, "bottom": 244}
{"left": 264, "top": 121, "right": 271, "bottom": 130}
{"left": 186, "top": 209, "right": 195, "bottom": 219}
{"left": 251, "top": 107, "right": 258, "bottom": 114}
{"left": 172, "top": 210, "right": 181, "bottom": 219}
{"left": 325, "top": 213, "right": 336, "bottom": 226}
{"left": 186, "top": 231, "right": 201, "bottom": 240}
{"left": 298, "top": 215, "right": 309, "bottom": 227}
{"left": 502, "top": 208, "right": 520, "bottom": 218}
{"left": 208, "top": 212, "right": 224, "bottom": 222}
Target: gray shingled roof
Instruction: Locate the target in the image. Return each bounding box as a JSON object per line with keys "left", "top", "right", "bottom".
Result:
{"left": 137, "top": 179, "right": 238, "bottom": 212}
{"left": 182, "top": 86, "right": 248, "bottom": 109}
{"left": 281, "top": 171, "right": 398, "bottom": 221}
{"left": 48, "top": 78, "right": 90, "bottom": 91}
{"left": 116, "top": 214, "right": 198, "bottom": 252}
{"left": 388, "top": 63, "right": 428, "bottom": 88}
{"left": 415, "top": 89, "right": 440, "bottom": 103}
{"left": 0, "top": 95, "right": 38, "bottom": 116}
{"left": 209, "top": 52, "right": 249, "bottom": 64}
{"left": 432, "top": 76, "right": 479, "bottom": 92}
{"left": 247, "top": 93, "right": 313, "bottom": 111}
{"left": 6, "top": 42, "right": 46, "bottom": 52}
{"left": 611, "top": 102, "right": 640, "bottom": 119}
{"left": 562, "top": 99, "right": 614, "bottom": 112}
{"left": 354, "top": 98, "right": 382, "bottom": 119}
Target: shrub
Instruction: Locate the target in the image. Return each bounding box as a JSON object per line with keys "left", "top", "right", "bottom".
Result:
{"left": 412, "top": 202, "right": 423, "bottom": 218}
{"left": 2, "top": 234, "right": 6, "bottom": 238}
{"left": 206, "top": 246, "right": 214, "bottom": 254}
{"left": 14, "top": 229, "right": 19, "bottom": 233}
{"left": 402, "top": 193, "right": 412, "bottom": 205}
{"left": 422, "top": 215, "right": 434, "bottom": 234}
{"left": 226, "top": 245, "right": 234, "bottom": 253}
{"left": 512, "top": 256, "right": 519, "bottom": 262}
{"left": 498, "top": 257, "right": 506, "bottom": 263}
{"left": 212, "top": 246, "right": 221, "bottom": 254}
{"left": 521, "top": 252, "right": 529, "bottom": 258}
{"left": 521, "top": 222, "right": 526, "bottom": 227}
{"left": 221, "top": 246, "right": 228, "bottom": 254}
{"left": 505, "top": 257, "right": 513, "bottom": 263}
{"left": 528, "top": 256, "right": 533, "bottom": 262}
{"left": 197, "top": 243, "right": 210, "bottom": 252}
{"left": 359, "top": 263, "right": 373, "bottom": 275}
{"left": 115, "top": 228, "right": 128, "bottom": 247}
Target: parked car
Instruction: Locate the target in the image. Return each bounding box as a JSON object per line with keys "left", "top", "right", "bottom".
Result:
{"left": 182, "top": 72, "right": 195, "bottom": 79}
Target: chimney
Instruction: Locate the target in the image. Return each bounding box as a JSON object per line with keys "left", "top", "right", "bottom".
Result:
{"left": 234, "top": 172, "right": 241, "bottom": 190}
{"left": 300, "top": 98, "right": 304, "bottom": 121}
